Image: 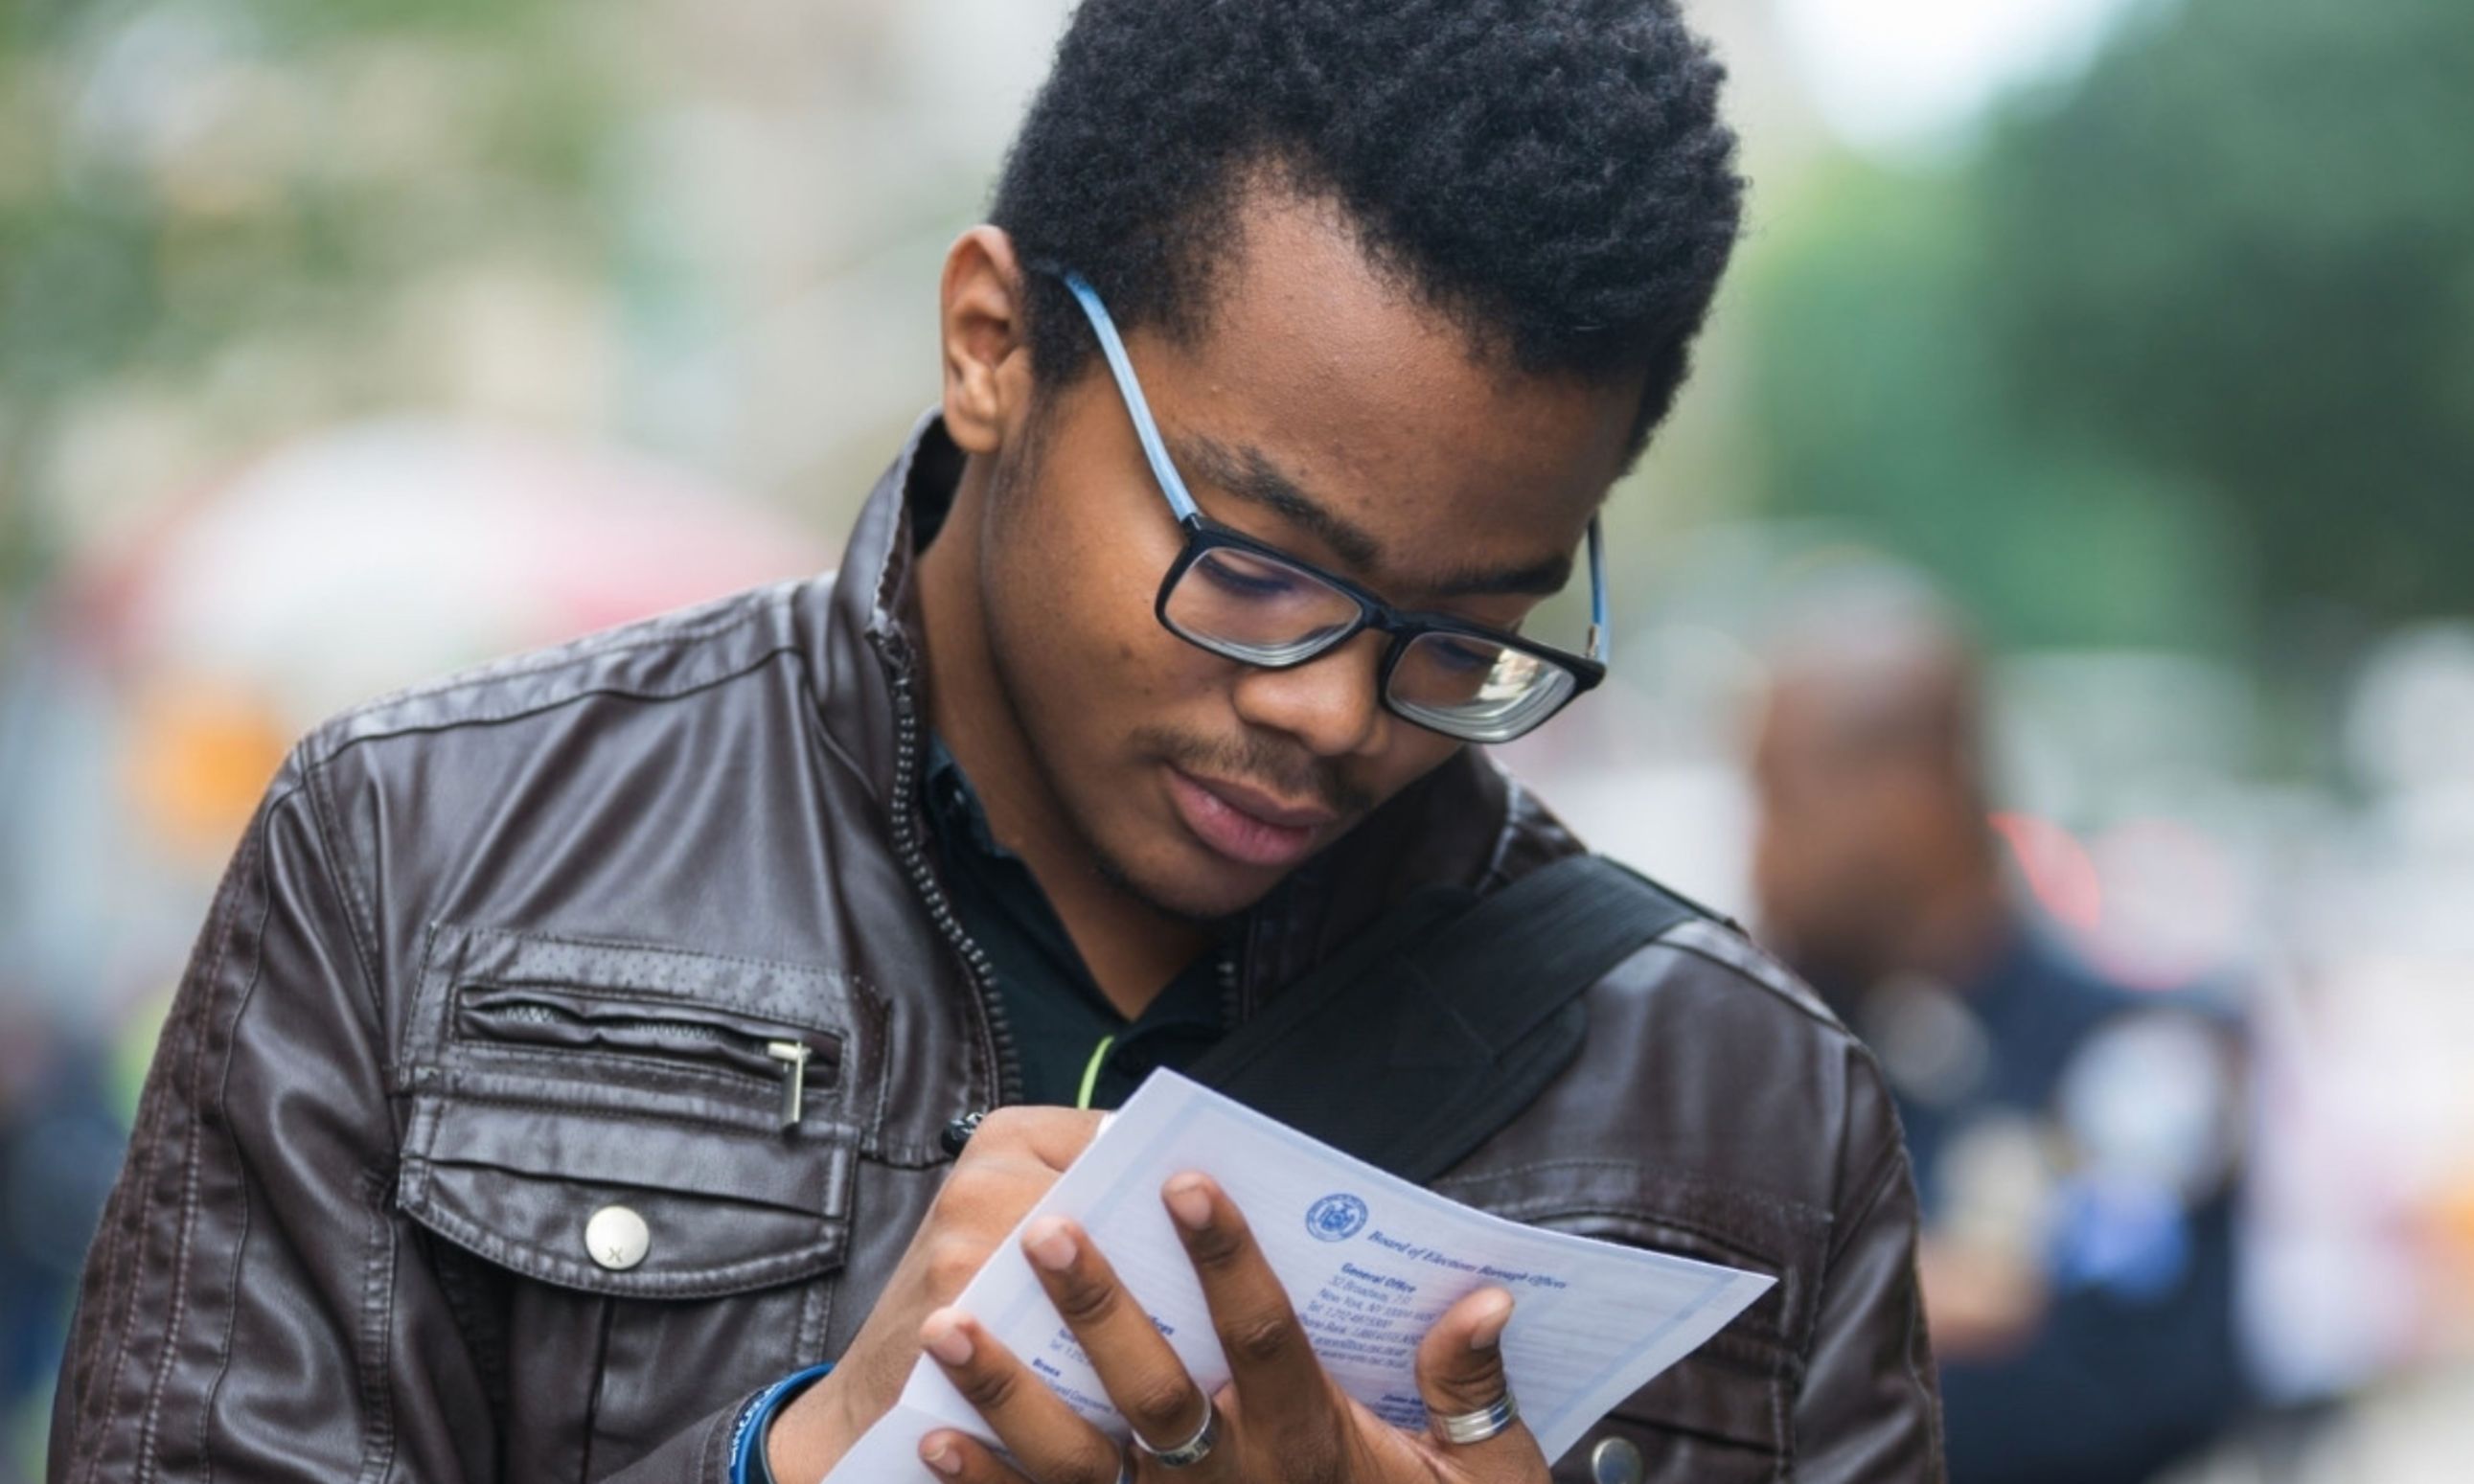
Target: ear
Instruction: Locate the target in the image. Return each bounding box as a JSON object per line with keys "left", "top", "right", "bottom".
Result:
{"left": 939, "top": 227, "right": 1035, "bottom": 457}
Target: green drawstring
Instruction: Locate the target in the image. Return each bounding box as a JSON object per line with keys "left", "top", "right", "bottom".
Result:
{"left": 1074, "top": 1035, "right": 1117, "bottom": 1111}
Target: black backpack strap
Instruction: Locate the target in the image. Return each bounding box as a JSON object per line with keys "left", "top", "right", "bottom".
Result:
{"left": 1185, "top": 855, "right": 1708, "bottom": 1184}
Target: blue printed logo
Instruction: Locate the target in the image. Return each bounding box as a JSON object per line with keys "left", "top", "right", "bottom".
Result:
{"left": 1305, "top": 1193, "right": 1369, "bottom": 1243}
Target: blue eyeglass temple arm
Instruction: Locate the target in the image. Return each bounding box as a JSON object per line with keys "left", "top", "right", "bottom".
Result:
{"left": 1064, "top": 272, "right": 1203, "bottom": 523}
{"left": 1585, "top": 514, "right": 1608, "bottom": 664}
{"left": 1061, "top": 270, "right": 1610, "bottom": 667}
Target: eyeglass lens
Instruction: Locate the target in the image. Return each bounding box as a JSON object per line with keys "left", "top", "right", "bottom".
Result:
{"left": 1161, "top": 541, "right": 1577, "bottom": 742}
{"left": 1163, "top": 545, "right": 1363, "bottom": 665}
{"left": 1389, "top": 632, "right": 1578, "bottom": 742}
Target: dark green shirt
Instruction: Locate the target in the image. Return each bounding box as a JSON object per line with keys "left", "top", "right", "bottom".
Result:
{"left": 923, "top": 736, "right": 1231, "bottom": 1109}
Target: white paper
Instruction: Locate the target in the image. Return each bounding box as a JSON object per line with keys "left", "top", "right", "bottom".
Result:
{"left": 822, "top": 1071, "right": 1772, "bottom": 1481}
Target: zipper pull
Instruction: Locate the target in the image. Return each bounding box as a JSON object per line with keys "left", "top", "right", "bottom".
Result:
{"left": 766, "top": 1040, "right": 812, "bottom": 1128}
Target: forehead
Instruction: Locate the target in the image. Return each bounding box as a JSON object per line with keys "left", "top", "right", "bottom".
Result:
{"left": 1124, "top": 190, "right": 1638, "bottom": 587}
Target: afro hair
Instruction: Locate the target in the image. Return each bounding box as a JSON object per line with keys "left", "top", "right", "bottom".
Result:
{"left": 990, "top": 0, "right": 1745, "bottom": 453}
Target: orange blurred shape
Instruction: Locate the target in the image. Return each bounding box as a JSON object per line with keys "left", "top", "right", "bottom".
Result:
{"left": 123, "top": 677, "right": 291, "bottom": 859}
{"left": 2420, "top": 1170, "right": 2474, "bottom": 1346}
{"left": 2432, "top": 1173, "right": 2474, "bottom": 1269}
{"left": 1989, "top": 810, "right": 2103, "bottom": 935}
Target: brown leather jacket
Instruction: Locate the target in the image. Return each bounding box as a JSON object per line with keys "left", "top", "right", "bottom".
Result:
{"left": 50, "top": 419, "right": 1941, "bottom": 1484}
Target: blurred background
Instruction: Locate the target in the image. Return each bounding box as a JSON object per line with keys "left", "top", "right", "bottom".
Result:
{"left": 2, "top": 0, "right": 2468, "bottom": 1479}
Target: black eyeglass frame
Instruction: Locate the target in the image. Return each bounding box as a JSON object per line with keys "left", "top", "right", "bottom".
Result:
{"left": 1153, "top": 514, "right": 1608, "bottom": 736}
{"left": 1057, "top": 269, "right": 1610, "bottom": 745}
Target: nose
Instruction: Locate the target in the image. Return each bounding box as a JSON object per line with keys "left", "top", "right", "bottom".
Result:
{"left": 1228, "top": 628, "right": 1391, "bottom": 760}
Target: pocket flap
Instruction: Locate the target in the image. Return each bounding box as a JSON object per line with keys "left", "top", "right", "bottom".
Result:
{"left": 398, "top": 1095, "right": 854, "bottom": 1299}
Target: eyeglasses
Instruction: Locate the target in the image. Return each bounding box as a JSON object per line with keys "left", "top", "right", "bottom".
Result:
{"left": 1059, "top": 271, "right": 1610, "bottom": 745}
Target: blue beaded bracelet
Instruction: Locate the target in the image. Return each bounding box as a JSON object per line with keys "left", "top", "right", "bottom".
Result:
{"left": 727, "top": 1362, "right": 835, "bottom": 1484}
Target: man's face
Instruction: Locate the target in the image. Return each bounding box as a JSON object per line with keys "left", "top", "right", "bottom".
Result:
{"left": 975, "top": 194, "right": 1639, "bottom": 922}
{"left": 1749, "top": 683, "right": 1932, "bottom": 993}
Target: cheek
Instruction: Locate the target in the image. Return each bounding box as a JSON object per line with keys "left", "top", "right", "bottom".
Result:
{"left": 1368, "top": 728, "right": 1462, "bottom": 801}
{"left": 984, "top": 479, "right": 1222, "bottom": 726}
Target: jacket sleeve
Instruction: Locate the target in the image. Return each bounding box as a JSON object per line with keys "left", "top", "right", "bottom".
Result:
{"left": 1792, "top": 1070, "right": 1946, "bottom": 1483}
{"left": 45, "top": 762, "right": 761, "bottom": 1484}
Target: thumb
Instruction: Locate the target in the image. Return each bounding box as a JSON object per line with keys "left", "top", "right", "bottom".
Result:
{"left": 1414, "top": 1288, "right": 1544, "bottom": 1475}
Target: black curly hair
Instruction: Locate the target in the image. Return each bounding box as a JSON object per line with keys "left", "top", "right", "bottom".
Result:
{"left": 990, "top": 0, "right": 1744, "bottom": 457}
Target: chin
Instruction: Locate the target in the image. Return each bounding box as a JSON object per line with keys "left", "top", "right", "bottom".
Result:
{"left": 1095, "top": 834, "right": 1285, "bottom": 925}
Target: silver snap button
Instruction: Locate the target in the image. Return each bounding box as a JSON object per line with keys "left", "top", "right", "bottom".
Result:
{"left": 585, "top": 1204, "right": 650, "bottom": 1270}
{"left": 1589, "top": 1435, "right": 1645, "bottom": 1484}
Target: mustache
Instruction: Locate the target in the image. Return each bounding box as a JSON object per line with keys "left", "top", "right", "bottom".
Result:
{"left": 1130, "top": 725, "right": 1377, "bottom": 818}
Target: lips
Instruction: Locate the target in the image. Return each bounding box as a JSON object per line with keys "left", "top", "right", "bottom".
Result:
{"left": 1164, "top": 765, "right": 1336, "bottom": 871}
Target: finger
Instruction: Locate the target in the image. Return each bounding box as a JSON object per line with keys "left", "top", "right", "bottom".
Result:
{"left": 1021, "top": 1217, "right": 1213, "bottom": 1454}
{"left": 921, "top": 1308, "right": 1125, "bottom": 1484}
{"left": 1161, "top": 1173, "right": 1334, "bottom": 1429}
{"left": 1414, "top": 1288, "right": 1544, "bottom": 1469}
{"left": 918, "top": 1429, "right": 1038, "bottom": 1484}
{"left": 967, "top": 1107, "right": 1109, "bottom": 1174}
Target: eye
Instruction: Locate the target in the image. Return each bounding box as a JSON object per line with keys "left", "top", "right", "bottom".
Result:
{"left": 1198, "top": 550, "right": 1305, "bottom": 599}
{"left": 1427, "top": 637, "right": 1500, "bottom": 674}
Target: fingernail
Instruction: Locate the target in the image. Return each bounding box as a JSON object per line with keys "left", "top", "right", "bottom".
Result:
{"left": 1468, "top": 1290, "right": 1514, "bottom": 1351}
{"left": 1025, "top": 1220, "right": 1078, "bottom": 1272}
{"left": 921, "top": 1438, "right": 963, "bottom": 1476}
{"left": 1163, "top": 1176, "right": 1212, "bottom": 1231}
{"left": 923, "top": 1311, "right": 975, "bottom": 1366}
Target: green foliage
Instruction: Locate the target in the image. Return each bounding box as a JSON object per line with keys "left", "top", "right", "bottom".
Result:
{"left": 1743, "top": 162, "right": 2243, "bottom": 652}
{"left": 1748, "top": 0, "right": 2474, "bottom": 657}
{"left": 1981, "top": 0, "right": 2474, "bottom": 628}
{"left": 0, "top": 0, "right": 621, "bottom": 604}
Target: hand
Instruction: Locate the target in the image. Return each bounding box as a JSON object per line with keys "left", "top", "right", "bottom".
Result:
{"left": 913, "top": 1172, "right": 1550, "bottom": 1483}
{"left": 769, "top": 1107, "right": 1107, "bottom": 1480}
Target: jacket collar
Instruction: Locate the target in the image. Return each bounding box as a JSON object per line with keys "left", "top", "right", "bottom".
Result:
{"left": 800, "top": 408, "right": 956, "bottom": 810}
{"left": 808, "top": 413, "right": 1581, "bottom": 1003}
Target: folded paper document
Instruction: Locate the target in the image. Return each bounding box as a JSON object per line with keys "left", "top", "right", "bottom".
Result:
{"left": 823, "top": 1071, "right": 1772, "bottom": 1481}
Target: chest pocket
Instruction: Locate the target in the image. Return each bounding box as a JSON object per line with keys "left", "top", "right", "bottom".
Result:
{"left": 1437, "top": 1163, "right": 1828, "bottom": 1484}
{"left": 392, "top": 925, "right": 883, "bottom": 1484}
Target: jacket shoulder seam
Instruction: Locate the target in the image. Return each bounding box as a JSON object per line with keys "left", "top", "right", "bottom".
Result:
{"left": 302, "top": 752, "right": 387, "bottom": 1025}
{"left": 1825, "top": 1131, "right": 1911, "bottom": 1270}
{"left": 70, "top": 797, "right": 260, "bottom": 1484}
{"left": 299, "top": 583, "right": 804, "bottom": 766}
{"left": 133, "top": 787, "right": 291, "bottom": 1484}
{"left": 1658, "top": 921, "right": 1853, "bottom": 1039}
{"left": 299, "top": 639, "right": 806, "bottom": 799}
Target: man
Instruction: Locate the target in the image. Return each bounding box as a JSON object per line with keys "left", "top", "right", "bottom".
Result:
{"left": 52, "top": 4, "right": 1940, "bottom": 1483}
{"left": 1751, "top": 586, "right": 2248, "bottom": 1483}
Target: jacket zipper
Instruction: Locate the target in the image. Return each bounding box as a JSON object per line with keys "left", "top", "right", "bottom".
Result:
{"left": 881, "top": 650, "right": 1021, "bottom": 1107}
{"left": 461, "top": 995, "right": 824, "bottom": 1128}
{"left": 871, "top": 630, "right": 1254, "bottom": 1114}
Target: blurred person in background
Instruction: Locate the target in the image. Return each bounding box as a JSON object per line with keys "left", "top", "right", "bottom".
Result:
{"left": 0, "top": 1014, "right": 122, "bottom": 1484}
{"left": 1750, "top": 582, "right": 2251, "bottom": 1483}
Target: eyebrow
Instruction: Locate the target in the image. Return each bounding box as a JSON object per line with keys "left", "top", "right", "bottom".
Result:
{"left": 1171, "top": 433, "right": 1575, "bottom": 600}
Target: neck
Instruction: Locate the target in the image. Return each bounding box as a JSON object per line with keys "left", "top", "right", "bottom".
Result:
{"left": 915, "top": 453, "right": 1212, "bottom": 1020}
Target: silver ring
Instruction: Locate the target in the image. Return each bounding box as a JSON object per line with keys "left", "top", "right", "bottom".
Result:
{"left": 1435, "top": 1391, "right": 1521, "bottom": 1446}
{"left": 1133, "top": 1396, "right": 1219, "bottom": 1469}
